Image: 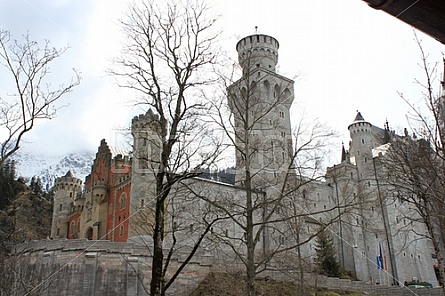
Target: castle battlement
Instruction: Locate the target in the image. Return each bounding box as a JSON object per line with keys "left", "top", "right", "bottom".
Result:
{"left": 236, "top": 34, "right": 279, "bottom": 73}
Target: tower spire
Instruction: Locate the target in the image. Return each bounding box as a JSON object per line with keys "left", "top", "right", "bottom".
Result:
{"left": 341, "top": 142, "right": 347, "bottom": 162}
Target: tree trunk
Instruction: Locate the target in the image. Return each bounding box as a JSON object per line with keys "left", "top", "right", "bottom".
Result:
{"left": 245, "top": 167, "right": 256, "bottom": 296}
{"left": 151, "top": 192, "right": 166, "bottom": 296}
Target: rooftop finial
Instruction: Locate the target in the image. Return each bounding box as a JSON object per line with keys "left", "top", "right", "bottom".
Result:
{"left": 255, "top": 26, "right": 258, "bottom": 33}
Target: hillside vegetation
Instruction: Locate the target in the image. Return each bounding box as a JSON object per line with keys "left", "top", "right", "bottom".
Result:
{"left": 190, "top": 272, "right": 369, "bottom": 296}
{"left": 0, "top": 181, "right": 52, "bottom": 253}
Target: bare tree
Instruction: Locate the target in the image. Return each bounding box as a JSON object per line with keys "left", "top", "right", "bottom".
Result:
{"left": 377, "top": 133, "right": 445, "bottom": 285}
{"left": 0, "top": 30, "right": 80, "bottom": 168}
{"left": 203, "top": 36, "right": 344, "bottom": 295}
{"left": 112, "top": 1, "right": 223, "bottom": 295}
{"left": 376, "top": 33, "right": 445, "bottom": 286}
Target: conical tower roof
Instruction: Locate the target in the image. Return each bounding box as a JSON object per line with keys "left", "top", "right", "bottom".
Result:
{"left": 353, "top": 111, "right": 365, "bottom": 122}
{"left": 348, "top": 111, "right": 371, "bottom": 130}
{"left": 341, "top": 143, "right": 347, "bottom": 162}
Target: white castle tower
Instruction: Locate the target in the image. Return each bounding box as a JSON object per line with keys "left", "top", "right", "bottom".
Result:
{"left": 129, "top": 109, "right": 162, "bottom": 238}
{"left": 228, "top": 34, "right": 294, "bottom": 189}
{"left": 50, "top": 171, "right": 82, "bottom": 239}
{"left": 347, "top": 112, "right": 376, "bottom": 180}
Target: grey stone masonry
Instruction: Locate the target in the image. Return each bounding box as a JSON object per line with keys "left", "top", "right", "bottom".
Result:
{"left": 12, "top": 239, "right": 211, "bottom": 296}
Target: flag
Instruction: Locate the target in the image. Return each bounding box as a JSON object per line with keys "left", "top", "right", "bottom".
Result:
{"left": 377, "top": 242, "right": 387, "bottom": 270}
{"left": 379, "top": 243, "right": 384, "bottom": 270}
{"left": 377, "top": 255, "right": 382, "bottom": 270}
{"left": 377, "top": 242, "right": 384, "bottom": 270}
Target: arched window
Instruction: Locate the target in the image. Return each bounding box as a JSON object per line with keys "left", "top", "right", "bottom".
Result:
{"left": 274, "top": 84, "right": 280, "bottom": 99}
{"left": 263, "top": 80, "right": 271, "bottom": 99}
{"left": 120, "top": 193, "right": 127, "bottom": 210}
{"left": 283, "top": 88, "right": 292, "bottom": 103}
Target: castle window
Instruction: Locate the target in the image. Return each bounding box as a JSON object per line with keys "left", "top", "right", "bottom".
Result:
{"left": 70, "top": 192, "right": 72, "bottom": 197}
{"left": 59, "top": 204, "right": 62, "bottom": 211}
{"left": 120, "top": 193, "right": 127, "bottom": 210}
{"left": 362, "top": 139, "right": 365, "bottom": 144}
{"left": 140, "top": 199, "right": 145, "bottom": 208}
{"left": 120, "top": 225, "right": 124, "bottom": 236}
{"left": 279, "top": 111, "right": 285, "bottom": 118}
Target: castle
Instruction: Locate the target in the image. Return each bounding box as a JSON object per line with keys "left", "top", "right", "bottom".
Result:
{"left": 50, "top": 34, "right": 439, "bottom": 287}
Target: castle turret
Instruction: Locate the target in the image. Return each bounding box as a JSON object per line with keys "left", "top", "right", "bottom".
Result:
{"left": 129, "top": 109, "right": 162, "bottom": 238}
{"left": 347, "top": 112, "right": 375, "bottom": 179}
{"left": 229, "top": 34, "right": 294, "bottom": 188}
{"left": 51, "top": 171, "right": 82, "bottom": 239}
{"left": 236, "top": 34, "right": 279, "bottom": 74}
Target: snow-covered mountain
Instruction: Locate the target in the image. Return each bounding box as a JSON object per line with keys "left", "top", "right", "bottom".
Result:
{"left": 13, "top": 150, "right": 95, "bottom": 190}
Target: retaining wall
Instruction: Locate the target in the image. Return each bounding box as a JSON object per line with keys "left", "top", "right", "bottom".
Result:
{"left": 11, "top": 239, "right": 211, "bottom": 296}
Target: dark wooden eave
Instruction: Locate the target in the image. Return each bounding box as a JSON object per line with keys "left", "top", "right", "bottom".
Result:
{"left": 363, "top": 0, "right": 445, "bottom": 45}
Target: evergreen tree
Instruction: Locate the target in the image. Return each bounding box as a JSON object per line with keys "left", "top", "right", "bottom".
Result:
{"left": 314, "top": 227, "right": 342, "bottom": 277}
{"left": 29, "top": 176, "right": 43, "bottom": 195}
{"left": 0, "top": 160, "right": 19, "bottom": 210}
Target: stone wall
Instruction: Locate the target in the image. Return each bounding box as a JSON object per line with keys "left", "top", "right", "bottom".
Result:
{"left": 11, "top": 239, "right": 444, "bottom": 296}
{"left": 261, "top": 269, "right": 444, "bottom": 296}
{"left": 12, "top": 239, "right": 211, "bottom": 296}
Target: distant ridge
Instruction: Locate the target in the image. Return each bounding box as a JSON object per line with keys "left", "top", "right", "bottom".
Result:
{"left": 12, "top": 150, "right": 95, "bottom": 190}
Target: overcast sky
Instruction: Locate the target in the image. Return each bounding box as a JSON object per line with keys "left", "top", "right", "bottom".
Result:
{"left": 0, "top": 0, "right": 443, "bottom": 165}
